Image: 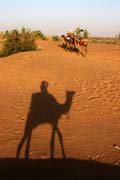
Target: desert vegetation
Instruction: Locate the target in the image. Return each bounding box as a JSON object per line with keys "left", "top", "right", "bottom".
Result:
{"left": 0, "top": 28, "right": 37, "bottom": 57}
{"left": 115, "top": 32, "right": 120, "bottom": 39}
{"left": 0, "top": 27, "right": 120, "bottom": 58}
{"left": 74, "top": 27, "right": 89, "bottom": 39}
{"left": 0, "top": 28, "right": 62, "bottom": 57}
{"left": 33, "top": 30, "right": 48, "bottom": 40}
{"left": 52, "top": 35, "right": 60, "bottom": 41}
{"left": 90, "top": 37, "right": 120, "bottom": 45}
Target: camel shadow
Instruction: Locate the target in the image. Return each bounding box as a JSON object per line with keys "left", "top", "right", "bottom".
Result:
{"left": 16, "top": 81, "right": 75, "bottom": 160}
{"left": 59, "top": 43, "right": 80, "bottom": 53}
{"left": 59, "top": 44, "right": 86, "bottom": 57}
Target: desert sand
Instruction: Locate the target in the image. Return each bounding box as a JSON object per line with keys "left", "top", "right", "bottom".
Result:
{"left": 0, "top": 39, "right": 120, "bottom": 179}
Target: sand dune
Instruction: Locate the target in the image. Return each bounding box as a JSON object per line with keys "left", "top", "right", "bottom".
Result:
{"left": 0, "top": 40, "right": 120, "bottom": 178}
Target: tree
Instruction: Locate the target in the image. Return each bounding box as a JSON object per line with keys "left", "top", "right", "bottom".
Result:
{"left": 116, "top": 32, "right": 120, "bottom": 39}
{"left": 84, "top": 30, "right": 89, "bottom": 39}
{"left": 74, "top": 27, "right": 89, "bottom": 38}
{"left": 74, "top": 27, "right": 81, "bottom": 36}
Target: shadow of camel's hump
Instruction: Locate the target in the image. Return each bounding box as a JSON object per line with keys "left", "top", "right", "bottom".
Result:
{"left": 27, "top": 92, "right": 62, "bottom": 127}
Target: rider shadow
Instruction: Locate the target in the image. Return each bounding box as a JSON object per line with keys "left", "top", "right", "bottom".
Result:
{"left": 16, "top": 81, "right": 75, "bottom": 160}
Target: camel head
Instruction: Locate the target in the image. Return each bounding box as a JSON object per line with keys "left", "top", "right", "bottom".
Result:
{"left": 66, "top": 90, "right": 75, "bottom": 97}
{"left": 61, "top": 90, "right": 75, "bottom": 115}
{"left": 61, "top": 35, "right": 66, "bottom": 40}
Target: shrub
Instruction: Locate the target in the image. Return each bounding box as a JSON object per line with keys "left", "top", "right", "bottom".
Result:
{"left": 33, "top": 30, "right": 47, "bottom": 40}
{"left": 52, "top": 35, "right": 60, "bottom": 41}
{"left": 74, "top": 27, "right": 81, "bottom": 36}
{"left": 116, "top": 32, "right": 120, "bottom": 39}
{"left": 84, "top": 30, "right": 89, "bottom": 39}
{"left": 74, "top": 27, "right": 89, "bottom": 39}
{"left": 0, "top": 28, "right": 37, "bottom": 57}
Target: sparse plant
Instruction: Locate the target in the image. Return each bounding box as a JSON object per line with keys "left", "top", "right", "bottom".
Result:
{"left": 74, "top": 27, "right": 81, "bottom": 36}
{"left": 90, "top": 37, "right": 120, "bottom": 45}
{"left": 84, "top": 30, "right": 89, "bottom": 39}
{"left": 74, "top": 27, "right": 89, "bottom": 39}
{"left": 0, "top": 28, "right": 37, "bottom": 57}
{"left": 52, "top": 35, "right": 60, "bottom": 41}
{"left": 33, "top": 30, "right": 47, "bottom": 40}
{"left": 116, "top": 32, "right": 120, "bottom": 39}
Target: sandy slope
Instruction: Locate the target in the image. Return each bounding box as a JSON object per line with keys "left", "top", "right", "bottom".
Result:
{"left": 0, "top": 39, "right": 120, "bottom": 168}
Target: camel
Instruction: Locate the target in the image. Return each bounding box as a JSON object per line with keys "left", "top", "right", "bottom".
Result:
{"left": 61, "top": 34, "right": 88, "bottom": 56}
{"left": 16, "top": 81, "right": 75, "bottom": 160}
{"left": 61, "top": 34, "right": 76, "bottom": 50}
{"left": 61, "top": 35, "right": 68, "bottom": 47}
{"left": 75, "top": 38, "right": 88, "bottom": 56}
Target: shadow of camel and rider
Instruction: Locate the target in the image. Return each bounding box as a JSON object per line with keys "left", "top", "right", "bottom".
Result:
{"left": 16, "top": 81, "right": 75, "bottom": 160}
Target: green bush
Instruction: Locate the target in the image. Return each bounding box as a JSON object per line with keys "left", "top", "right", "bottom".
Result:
{"left": 116, "top": 32, "right": 120, "bottom": 39}
{"left": 33, "top": 30, "right": 47, "bottom": 40}
{"left": 0, "top": 28, "right": 37, "bottom": 57}
{"left": 84, "top": 30, "right": 89, "bottom": 39}
{"left": 52, "top": 35, "right": 60, "bottom": 41}
{"left": 74, "top": 27, "right": 81, "bottom": 36}
{"left": 74, "top": 27, "right": 89, "bottom": 39}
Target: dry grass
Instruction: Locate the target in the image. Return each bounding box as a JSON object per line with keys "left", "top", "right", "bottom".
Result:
{"left": 90, "top": 37, "right": 120, "bottom": 45}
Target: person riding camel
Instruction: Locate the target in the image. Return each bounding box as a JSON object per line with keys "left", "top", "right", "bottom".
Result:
{"left": 67, "top": 28, "right": 75, "bottom": 39}
{"left": 79, "top": 29, "right": 84, "bottom": 43}
{"left": 74, "top": 28, "right": 84, "bottom": 44}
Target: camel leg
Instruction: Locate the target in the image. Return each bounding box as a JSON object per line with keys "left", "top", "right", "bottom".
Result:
{"left": 65, "top": 42, "right": 67, "bottom": 49}
{"left": 82, "top": 45, "right": 87, "bottom": 57}
{"left": 25, "top": 130, "right": 32, "bottom": 159}
{"left": 73, "top": 39, "right": 76, "bottom": 50}
{"left": 56, "top": 127, "right": 66, "bottom": 159}
{"left": 66, "top": 41, "right": 69, "bottom": 50}
{"left": 50, "top": 125, "right": 56, "bottom": 160}
{"left": 85, "top": 45, "right": 87, "bottom": 53}
{"left": 16, "top": 132, "right": 27, "bottom": 159}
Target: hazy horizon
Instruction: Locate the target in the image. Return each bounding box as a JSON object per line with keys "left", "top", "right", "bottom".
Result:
{"left": 0, "top": 0, "right": 120, "bottom": 37}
